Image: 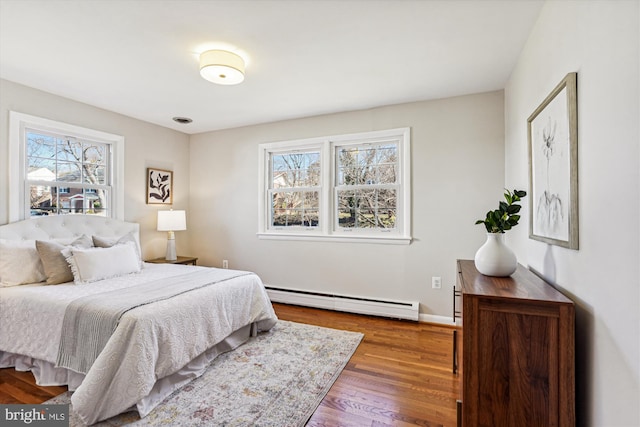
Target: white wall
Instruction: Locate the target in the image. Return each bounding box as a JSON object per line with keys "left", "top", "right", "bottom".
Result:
{"left": 0, "top": 79, "right": 191, "bottom": 259}
{"left": 189, "top": 92, "right": 505, "bottom": 318}
{"left": 504, "top": 1, "right": 639, "bottom": 426}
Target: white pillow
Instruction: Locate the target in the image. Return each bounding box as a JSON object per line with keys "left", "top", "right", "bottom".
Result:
{"left": 0, "top": 239, "right": 47, "bottom": 287}
{"left": 92, "top": 232, "right": 142, "bottom": 264}
{"left": 63, "top": 242, "right": 142, "bottom": 285}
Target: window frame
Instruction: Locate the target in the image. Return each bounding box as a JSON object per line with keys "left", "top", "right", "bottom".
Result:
{"left": 9, "top": 111, "right": 125, "bottom": 221}
{"left": 258, "top": 128, "right": 411, "bottom": 244}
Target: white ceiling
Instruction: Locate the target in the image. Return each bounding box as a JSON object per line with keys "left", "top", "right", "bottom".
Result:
{"left": 0, "top": 0, "right": 544, "bottom": 134}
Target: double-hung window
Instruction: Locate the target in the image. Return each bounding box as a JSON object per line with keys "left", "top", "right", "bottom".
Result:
{"left": 9, "top": 112, "right": 124, "bottom": 221}
{"left": 335, "top": 141, "right": 399, "bottom": 231}
{"left": 258, "top": 128, "right": 410, "bottom": 244}
{"left": 270, "top": 149, "right": 321, "bottom": 229}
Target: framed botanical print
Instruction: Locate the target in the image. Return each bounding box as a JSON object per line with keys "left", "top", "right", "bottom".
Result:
{"left": 147, "top": 168, "right": 173, "bottom": 205}
{"left": 527, "top": 72, "right": 578, "bottom": 249}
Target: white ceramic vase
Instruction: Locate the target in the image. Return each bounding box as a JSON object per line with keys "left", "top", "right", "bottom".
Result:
{"left": 474, "top": 233, "right": 517, "bottom": 277}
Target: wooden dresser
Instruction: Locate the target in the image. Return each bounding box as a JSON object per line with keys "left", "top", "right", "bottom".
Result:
{"left": 455, "top": 259, "right": 575, "bottom": 427}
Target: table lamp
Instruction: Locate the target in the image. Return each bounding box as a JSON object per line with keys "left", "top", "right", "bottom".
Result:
{"left": 157, "top": 210, "right": 186, "bottom": 261}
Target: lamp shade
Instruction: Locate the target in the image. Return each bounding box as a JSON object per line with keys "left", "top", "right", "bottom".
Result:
{"left": 199, "top": 50, "right": 245, "bottom": 85}
{"left": 157, "top": 210, "right": 186, "bottom": 231}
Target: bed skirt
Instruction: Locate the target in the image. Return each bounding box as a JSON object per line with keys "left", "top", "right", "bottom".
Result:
{"left": 0, "top": 323, "right": 254, "bottom": 420}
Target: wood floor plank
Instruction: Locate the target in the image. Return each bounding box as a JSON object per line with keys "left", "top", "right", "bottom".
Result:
{"left": 274, "top": 304, "right": 460, "bottom": 427}
{"left": 0, "top": 303, "right": 460, "bottom": 426}
{"left": 0, "top": 368, "right": 66, "bottom": 404}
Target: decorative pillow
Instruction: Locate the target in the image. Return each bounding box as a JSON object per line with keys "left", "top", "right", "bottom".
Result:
{"left": 0, "top": 239, "right": 47, "bottom": 287}
{"left": 63, "top": 242, "right": 142, "bottom": 285}
{"left": 36, "top": 235, "right": 93, "bottom": 285}
{"left": 92, "top": 232, "right": 142, "bottom": 263}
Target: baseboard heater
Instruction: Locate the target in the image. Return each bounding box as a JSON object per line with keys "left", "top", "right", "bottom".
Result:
{"left": 265, "top": 286, "right": 419, "bottom": 321}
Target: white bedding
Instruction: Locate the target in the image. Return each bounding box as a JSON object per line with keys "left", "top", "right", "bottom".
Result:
{"left": 0, "top": 262, "right": 278, "bottom": 424}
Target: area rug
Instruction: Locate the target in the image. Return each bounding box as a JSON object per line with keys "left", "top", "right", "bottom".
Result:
{"left": 45, "top": 320, "right": 363, "bottom": 426}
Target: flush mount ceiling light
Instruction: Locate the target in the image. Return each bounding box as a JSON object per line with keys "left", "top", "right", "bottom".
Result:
{"left": 199, "top": 50, "right": 245, "bottom": 85}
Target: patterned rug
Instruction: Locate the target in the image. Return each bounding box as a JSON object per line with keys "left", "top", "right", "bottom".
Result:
{"left": 45, "top": 320, "right": 363, "bottom": 426}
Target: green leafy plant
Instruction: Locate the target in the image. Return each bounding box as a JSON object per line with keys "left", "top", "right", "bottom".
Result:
{"left": 475, "top": 189, "right": 527, "bottom": 233}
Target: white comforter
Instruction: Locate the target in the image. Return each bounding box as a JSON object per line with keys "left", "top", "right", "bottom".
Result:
{"left": 0, "top": 263, "right": 277, "bottom": 425}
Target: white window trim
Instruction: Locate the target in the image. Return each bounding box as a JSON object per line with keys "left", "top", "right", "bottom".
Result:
{"left": 9, "top": 111, "right": 125, "bottom": 221}
{"left": 258, "top": 128, "right": 411, "bottom": 244}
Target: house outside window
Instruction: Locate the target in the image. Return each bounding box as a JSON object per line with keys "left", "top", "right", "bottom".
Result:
{"left": 9, "top": 112, "right": 125, "bottom": 221}
{"left": 258, "top": 128, "right": 411, "bottom": 244}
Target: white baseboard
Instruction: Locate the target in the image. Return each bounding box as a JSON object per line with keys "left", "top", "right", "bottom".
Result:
{"left": 265, "top": 285, "right": 459, "bottom": 325}
{"left": 419, "top": 313, "right": 458, "bottom": 326}
{"left": 265, "top": 285, "right": 419, "bottom": 321}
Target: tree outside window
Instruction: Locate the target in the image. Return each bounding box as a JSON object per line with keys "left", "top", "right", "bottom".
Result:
{"left": 259, "top": 128, "right": 411, "bottom": 243}
{"left": 270, "top": 151, "right": 320, "bottom": 228}
{"left": 26, "top": 130, "right": 110, "bottom": 217}
{"left": 336, "top": 144, "right": 398, "bottom": 229}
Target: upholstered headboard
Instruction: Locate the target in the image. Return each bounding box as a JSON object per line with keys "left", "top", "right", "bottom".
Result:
{"left": 0, "top": 215, "right": 139, "bottom": 244}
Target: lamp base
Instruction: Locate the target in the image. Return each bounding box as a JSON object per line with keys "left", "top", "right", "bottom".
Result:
{"left": 165, "top": 231, "right": 177, "bottom": 261}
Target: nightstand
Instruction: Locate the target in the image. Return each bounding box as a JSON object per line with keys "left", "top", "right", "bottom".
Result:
{"left": 146, "top": 256, "right": 198, "bottom": 266}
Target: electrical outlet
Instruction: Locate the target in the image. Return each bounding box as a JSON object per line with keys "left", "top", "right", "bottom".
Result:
{"left": 222, "top": 259, "right": 229, "bottom": 269}
{"left": 432, "top": 276, "right": 442, "bottom": 289}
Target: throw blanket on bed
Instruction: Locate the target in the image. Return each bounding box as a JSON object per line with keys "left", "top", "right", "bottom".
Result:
{"left": 57, "top": 269, "right": 251, "bottom": 374}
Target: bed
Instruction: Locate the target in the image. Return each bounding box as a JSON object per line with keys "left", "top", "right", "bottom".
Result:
{"left": 0, "top": 215, "right": 277, "bottom": 425}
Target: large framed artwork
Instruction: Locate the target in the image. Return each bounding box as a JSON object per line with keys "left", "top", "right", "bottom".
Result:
{"left": 147, "top": 168, "right": 173, "bottom": 205}
{"left": 527, "top": 72, "right": 578, "bottom": 249}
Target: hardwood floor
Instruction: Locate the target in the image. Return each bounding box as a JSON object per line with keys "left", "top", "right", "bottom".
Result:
{"left": 0, "top": 367, "right": 66, "bottom": 404}
{"left": 276, "top": 304, "right": 460, "bottom": 427}
{"left": 0, "top": 303, "right": 461, "bottom": 426}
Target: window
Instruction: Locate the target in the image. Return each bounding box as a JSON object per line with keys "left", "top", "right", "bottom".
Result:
{"left": 270, "top": 150, "right": 321, "bottom": 228}
{"left": 9, "top": 112, "right": 125, "bottom": 221}
{"left": 335, "top": 142, "right": 398, "bottom": 231}
{"left": 258, "top": 128, "right": 410, "bottom": 244}
{"left": 26, "top": 131, "right": 110, "bottom": 217}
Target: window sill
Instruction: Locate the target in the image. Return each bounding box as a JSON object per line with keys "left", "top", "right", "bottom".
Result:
{"left": 256, "top": 232, "right": 412, "bottom": 245}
